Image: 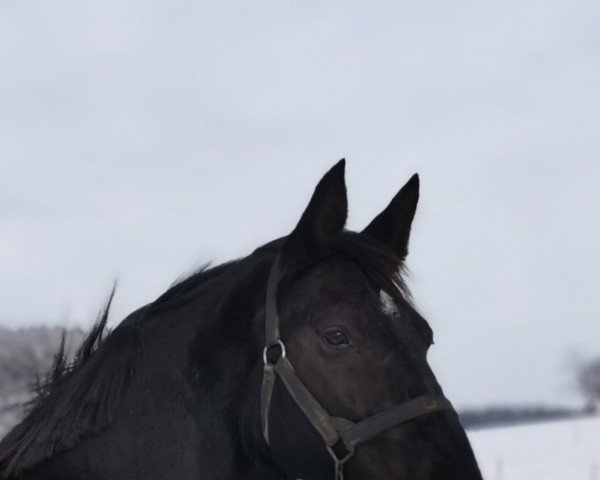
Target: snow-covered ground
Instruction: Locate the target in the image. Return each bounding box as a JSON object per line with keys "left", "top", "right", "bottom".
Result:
{"left": 469, "top": 415, "right": 600, "bottom": 480}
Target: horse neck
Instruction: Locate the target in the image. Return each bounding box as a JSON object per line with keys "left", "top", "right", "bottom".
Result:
{"left": 189, "top": 253, "right": 278, "bottom": 475}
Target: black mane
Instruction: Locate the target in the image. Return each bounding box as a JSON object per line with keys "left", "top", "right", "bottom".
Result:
{"left": 27, "top": 286, "right": 116, "bottom": 413}
{"left": 0, "top": 261, "right": 238, "bottom": 477}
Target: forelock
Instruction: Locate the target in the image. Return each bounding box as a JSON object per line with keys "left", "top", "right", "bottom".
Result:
{"left": 379, "top": 289, "right": 400, "bottom": 318}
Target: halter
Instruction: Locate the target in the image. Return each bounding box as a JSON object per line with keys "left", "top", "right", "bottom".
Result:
{"left": 260, "top": 256, "right": 456, "bottom": 480}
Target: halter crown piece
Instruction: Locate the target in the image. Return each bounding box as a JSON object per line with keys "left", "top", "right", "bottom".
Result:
{"left": 260, "top": 255, "right": 455, "bottom": 480}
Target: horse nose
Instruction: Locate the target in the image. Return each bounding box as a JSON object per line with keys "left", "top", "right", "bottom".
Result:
{"left": 345, "top": 412, "right": 483, "bottom": 480}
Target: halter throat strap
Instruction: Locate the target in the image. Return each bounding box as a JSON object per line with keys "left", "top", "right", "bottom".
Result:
{"left": 260, "top": 255, "right": 455, "bottom": 479}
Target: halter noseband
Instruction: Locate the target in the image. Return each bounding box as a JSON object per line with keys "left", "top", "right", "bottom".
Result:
{"left": 260, "top": 256, "right": 455, "bottom": 480}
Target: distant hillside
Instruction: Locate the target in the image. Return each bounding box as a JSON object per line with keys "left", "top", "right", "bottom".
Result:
{"left": 0, "top": 326, "right": 84, "bottom": 436}
{"left": 459, "top": 405, "right": 584, "bottom": 430}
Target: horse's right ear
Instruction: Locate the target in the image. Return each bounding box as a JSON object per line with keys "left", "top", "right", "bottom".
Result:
{"left": 362, "top": 173, "right": 419, "bottom": 260}
{"left": 281, "top": 159, "right": 347, "bottom": 270}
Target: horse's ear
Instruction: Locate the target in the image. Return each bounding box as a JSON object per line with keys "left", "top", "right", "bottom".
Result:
{"left": 362, "top": 173, "right": 419, "bottom": 259}
{"left": 282, "top": 159, "right": 347, "bottom": 268}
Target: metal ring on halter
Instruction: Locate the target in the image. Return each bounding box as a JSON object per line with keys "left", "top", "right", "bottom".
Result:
{"left": 263, "top": 339, "right": 286, "bottom": 365}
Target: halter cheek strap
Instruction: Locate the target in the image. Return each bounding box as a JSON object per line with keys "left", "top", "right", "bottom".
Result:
{"left": 260, "top": 255, "right": 455, "bottom": 480}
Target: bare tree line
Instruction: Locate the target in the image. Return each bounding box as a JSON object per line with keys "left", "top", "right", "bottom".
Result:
{"left": 0, "top": 326, "right": 84, "bottom": 436}
{"left": 578, "top": 356, "right": 600, "bottom": 412}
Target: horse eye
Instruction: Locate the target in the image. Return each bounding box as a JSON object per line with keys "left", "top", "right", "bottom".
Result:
{"left": 323, "top": 329, "right": 351, "bottom": 348}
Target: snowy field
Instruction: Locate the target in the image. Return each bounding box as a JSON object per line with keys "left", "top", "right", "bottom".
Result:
{"left": 469, "top": 415, "right": 600, "bottom": 480}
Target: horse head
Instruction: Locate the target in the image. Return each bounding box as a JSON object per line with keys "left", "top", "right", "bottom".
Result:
{"left": 259, "top": 160, "right": 482, "bottom": 479}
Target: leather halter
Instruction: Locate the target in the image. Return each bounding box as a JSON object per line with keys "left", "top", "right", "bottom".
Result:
{"left": 260, "top": 255, "right": 455, "bottom": 480}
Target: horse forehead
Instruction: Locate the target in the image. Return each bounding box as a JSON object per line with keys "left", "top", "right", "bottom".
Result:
{"left": 297, "top": 259, "right": 370, "bottom": 294}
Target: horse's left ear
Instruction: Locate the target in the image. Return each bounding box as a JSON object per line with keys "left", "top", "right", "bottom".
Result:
{"left": 362, "top": 173, "right": 419, "bottom": 259}
{"left": 282, "top": 159, "right": 347, "bottom": 269}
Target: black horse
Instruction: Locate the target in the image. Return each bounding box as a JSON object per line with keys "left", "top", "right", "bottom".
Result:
{"left": 0, "top": 160, "right": 482, "bottom": 479}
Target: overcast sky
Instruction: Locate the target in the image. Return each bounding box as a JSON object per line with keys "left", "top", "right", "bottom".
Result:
{"left": 1, "top": 0, "right": 599, "bottom": 407}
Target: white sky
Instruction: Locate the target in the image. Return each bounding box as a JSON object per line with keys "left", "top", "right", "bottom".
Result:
{"left": 1, "top": 0, "right": 599, "bottom": 407}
